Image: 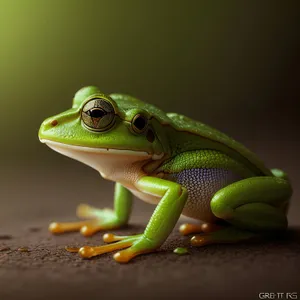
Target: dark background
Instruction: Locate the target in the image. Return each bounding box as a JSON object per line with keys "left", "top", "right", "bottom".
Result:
{"left": 0, "top": 1, "right": 300, "bottom": 300}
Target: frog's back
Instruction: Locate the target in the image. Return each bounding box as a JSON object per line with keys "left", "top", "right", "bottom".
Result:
{"left": 109, "top": 94, "right": 270, "bottom": 176}
{"left": 166, "top": 112, "right": 271, "bottom": 176}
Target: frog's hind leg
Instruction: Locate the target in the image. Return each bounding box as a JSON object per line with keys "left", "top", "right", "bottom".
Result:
{"left": 191, "top": 176, "right": 292, "bottom": 247}
{"left": 190, "top": 226, "right": 258, "bottom": 246}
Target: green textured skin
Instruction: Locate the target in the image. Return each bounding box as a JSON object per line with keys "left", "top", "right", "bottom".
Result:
{"left": 38, "top": 86, "right": 293, "bottom": 262}
{"left": 134, "top": 176, "right": 188, "bottom": 247}
{"left": 166, "top": 113, "right": 271, "bottom": 175}
{"left": 113, "top": 183, "right": 133, "bottom": 225}
{"left": 156, "top": 150, "right": 255, "bottom": 178}
{"left": 39, "top": 86, "right": 271, "bottom": 175}
{"left": 204, "top": 176, "right": 292, "bottom": 243}
{"left": 39, "top": 86, "right": 167, "bottom": 156}
{"left": 74, "top": 183, "right": 133, "bottom": 231}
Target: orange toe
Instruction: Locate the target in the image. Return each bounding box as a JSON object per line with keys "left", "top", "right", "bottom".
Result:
{"left": 179, "top": 223, "right": 203, "bottom": 235}
{"left": 113, "top": 248, "right": 153, "bottom": 263}
{"left": 113, "top": 249, "right": 135, "bottom": 263}
{"left": 201, "top": 223, "right": 223, "bottom": 233}
{"left": 80, "top": 224, "right": 101, "bottom": 236}
{"left": 49, "top": 221, "right": 84, "bottom": 234}
{"left": 190, "top": 235, "right": 212, "bottom": 246}
{"left": 78, "top": 246, "right": 96, "bottom": 258}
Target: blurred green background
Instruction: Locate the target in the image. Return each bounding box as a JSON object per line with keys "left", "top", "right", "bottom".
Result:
{"left": 1, "top": 0, "right": 299, "bottom": 164}
{"left": 0, "top": 1, "right": 299, "bottom": 224}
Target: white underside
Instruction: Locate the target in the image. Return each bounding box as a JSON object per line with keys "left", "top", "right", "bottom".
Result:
{"left": 40, "top": 139, "right": 216, "bottom": 221}
{"left": 40, "top": 139, "right": 153, "bottom": 184}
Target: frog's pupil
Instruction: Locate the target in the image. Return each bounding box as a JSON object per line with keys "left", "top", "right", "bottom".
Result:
{"left": 134, "top": 116, "right": 146, "bottom": 130}
{"left": 89, "top": 108, "right": 105, "bottom": 118}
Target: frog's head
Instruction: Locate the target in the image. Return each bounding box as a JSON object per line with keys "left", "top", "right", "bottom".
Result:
{"left": 39, "top": 86, "right": 170, "bottom": 177}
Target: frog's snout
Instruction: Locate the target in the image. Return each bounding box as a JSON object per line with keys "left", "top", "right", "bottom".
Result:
{"left": 38, "top": 118, "right": 59, "bottom": 141}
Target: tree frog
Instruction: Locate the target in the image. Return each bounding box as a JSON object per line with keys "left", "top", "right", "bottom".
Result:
{"left": 38, "top": 86, "right": 292, "bottom": 263}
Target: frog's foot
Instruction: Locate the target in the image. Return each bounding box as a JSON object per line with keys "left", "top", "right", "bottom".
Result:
{"left": 49, "top": 204, "right": 123, "bottom": 236}
{"left": 66, "top": 233, "right": 157, "bottom": 263}
{"left": 190, "top": 226, "right": 258, "bottom": 247}
{"left": 179, "top": 222, "right": 224, "bottom": 236}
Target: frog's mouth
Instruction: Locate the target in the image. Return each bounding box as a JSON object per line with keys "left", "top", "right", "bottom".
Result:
{"left": 40, "top": 139, "right": 151, "bottom": 157}
{"left": 40, "top": 139, "right": 163, "bottom": 179}
{"left": 40, "top": 139, "right": 164, "bottom": 158}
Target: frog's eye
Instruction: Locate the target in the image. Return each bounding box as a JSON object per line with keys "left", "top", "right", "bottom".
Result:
{"left": 131, "top": 114, "right": 149, "bottom": 134}
{"left": 81, "top": 98, "right": 115, "bottom": 131}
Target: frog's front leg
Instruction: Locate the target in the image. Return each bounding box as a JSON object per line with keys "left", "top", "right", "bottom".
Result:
{"left": 71, "top": 176, "right": 188, "bottom": 263}
{"left": 49, "top": 183, "right": 132, "bottom": 236}
{"left": 191, "top": 176, "right": 292, "bottom": 246}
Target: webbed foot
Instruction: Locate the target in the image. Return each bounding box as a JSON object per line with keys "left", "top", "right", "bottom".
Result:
{"left": 49, "top": 204, "right": 124, "bottom": 236}
{"left": 66, "top": 233, "right": 157, "bottom": 263}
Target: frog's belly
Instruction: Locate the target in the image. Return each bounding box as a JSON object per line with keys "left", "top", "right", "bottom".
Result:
{"left": 130, "top": 168, "right": 242, "bottom": 223}
{"left": 168, "top": 168, "right": 242, "bottom": 222}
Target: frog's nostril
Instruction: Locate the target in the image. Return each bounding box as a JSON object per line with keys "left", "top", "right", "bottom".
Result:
{"left": 50, "top": 120, "right": 58, "bottom": 126}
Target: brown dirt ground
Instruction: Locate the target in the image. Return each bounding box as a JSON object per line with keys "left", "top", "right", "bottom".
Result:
{"left": 1, "top": 166, "right": 299, "bottom": 300}
{"left": 1, "top": 220, "right": 300, "bottom": 300}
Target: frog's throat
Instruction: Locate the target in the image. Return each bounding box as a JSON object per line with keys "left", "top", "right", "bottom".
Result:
{"left": 40, "top": 139, "right": 158, "bottom": 180}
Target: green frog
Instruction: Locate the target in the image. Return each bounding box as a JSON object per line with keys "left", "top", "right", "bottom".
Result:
{"left": 38, "top": 86, "right": 292, "bottom": 263}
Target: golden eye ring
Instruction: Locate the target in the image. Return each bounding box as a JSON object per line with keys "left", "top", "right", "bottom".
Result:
{"left": 81, "top": 98, "right": 115, "bottom": 132}
{"left": 131, "top": 114, "right": 149, "bottom": 134}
